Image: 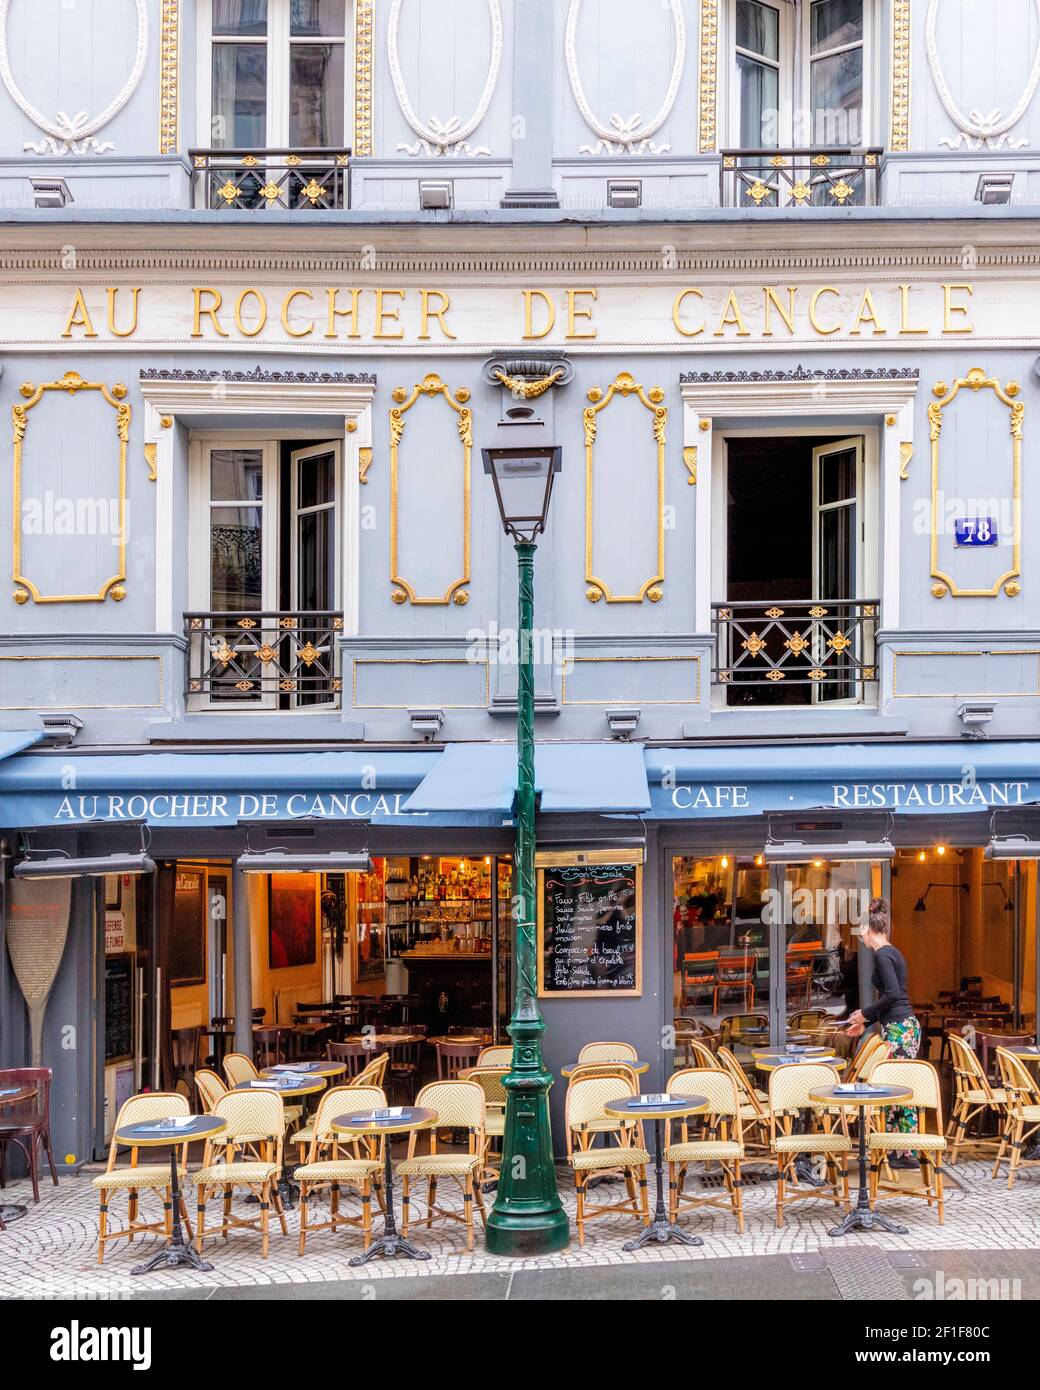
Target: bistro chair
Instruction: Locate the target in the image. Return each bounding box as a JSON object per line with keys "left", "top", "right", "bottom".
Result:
{"left": 867, "top": 1060, "right": 947, "bottom": 1224}
{"left": 681, "top": 950, "right": 720, "bottom": 1009}
{"left": 979, "top": 1029, "right": 1034, "bottom": 1083}
{"left": 398, "top": 1080, "right": 488, "bottom": 1252}
{"left": 170, "top": 1026, "right": 202, "bottom": 1094}
{"left": 0, "top": 1067, "right": 58, "bottom": 1204}
{"left": 714, "top": 950, "right": 756, "bottom": 1012}
{"left": 788, "top": 1009, "right": 829, "bottom": 1031}
{"left": 665, "top": 1068, "right": 746, "bottom": 1233}
{"left": 577, "top": 1041, "right": 638, "bottom": 1065}
{"left": 385, "top": 1026, "right": 422, "bottom": 1102}
{"left": 992, "top": 1047, "right": 1040, "bottom": 1190}
{"left": 222, "top": 1052, "right": 302, "bottom": 1130}
{"left": 92, "top": 1092, "right": 194, "bottom": 1265}
{"left": 194, "top": 1090, "right": 288, "bottom": 1258}
{"left": 463, "top": 1066, "right": 508, "bottom": 1181}
{"left": 946, "top": 1031, "right": 1006, "bottom": 1163}
{"left": 686, "top": 1037, "right": 723, "bottom": 1070}
{"left": 718, "top": 1013, "right": 767, "bottom": 1049}
{"left": 768, "top": 1062, "right": 851, "bottom": 1227}
{"left": 195, "top": 1068, "right": 228, "bottom": 1115}
{"left": 350, "top": 1052, "right": 390, "bottom": 1089}
{"left": 565, "top": 1071, "right": 650, "bottom": 1246}
{"left": 477, "top": 1045, "right": 513, "bottom": 1066}
{"left": 716, "top": 1046, "right": 771, "bottom": 1155}
{"left": 435, "top": 1039, "right": 482, "bottom": 1079}
{"left": 847, "top": 1033, "right": 888, "bottom": 1083}
{"left": 294, "top": 1085, "right": 385, "bottom": 1256}
{"left": 328, "top": 1040, "right": 382, "bottom": 1078}
{"left": 253, "top": 1026, "right": 289, "bottom": 1068}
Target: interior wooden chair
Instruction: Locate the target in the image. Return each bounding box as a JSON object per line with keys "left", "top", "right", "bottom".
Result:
{"left": 714, "top": 953, "right": 755, "bottom": 1012}
{"left": 718, "top": 1013, "right": 767, "bottom": 1048}
{"left": 577, "top": 1040, "right": 638, "bottom": 1064}
{"left": 435, "top": 1040, "right": 482, "bottom": 1078}
{"left": 681, "top": 950, "right": 720, "bottom": 1009}
{"left": 194, "top": 1068, "right": 227, "bottom": 1114}
{"left": 328, "top": 1040, "right": 378, "bottom": 1078}
{"left": 565, "top": 1071, "right": 650, "bottom": 1246}
{"left": 170, "top": 1026, "right": 202, "bottom": 1095}
{"left": 788, "top": 1008, "right": 828, "bottom": 1031}
{"left": 768, "top": 1062, "right": 851, "bottom": 1227}
{"left": 946, "top": 1031, "right": 1006, "bottom": 1163}
{"left": 294, "top": 1085, "right": 385, "bottom": 1255}
{"left": 0, "top": 1067, "right": 58, "bottom": 1203}
{"left": 477, "top": 1045, "right": 513, "bottom": 1066}
{"left": 398, "top": 1080, "right": 488, "bottom": 1251}
{"left": 784, "top": 941, "right": 822, "bottom": 1009}
{"left": 92, "top": 1092, "right": 194, "bottom": 1265}
{"left": 253, "top": 1026, "right": 288, "bottom": 1068}
{"left": 992, "top": 1047, "right": 1040, "bottom": 1189}
{"left": 665, "top": 1068, "right": 745, "bottom": 1232}
{"left": 194, "top": 1090, "right": 288, "bottom": 1258}
{"left": 867, "top": 1059, "right": 947, "bottom": 1223}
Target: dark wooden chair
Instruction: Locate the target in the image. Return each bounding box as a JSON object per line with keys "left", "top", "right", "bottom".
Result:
{"left": 170, "top": 1026, "right": 202, "bottom": 1092}
{"left": 253, "top": 1026, "right": 288, "bottom": 1068}
{"left": 435, "top": 1040, "right": 481, "bottom": 1079}
{"left": 0, "top": 1067, "right": 58, "bottom": 1203}
{"left": 327, "top": 1040, "right": 377, "bottom": 1078}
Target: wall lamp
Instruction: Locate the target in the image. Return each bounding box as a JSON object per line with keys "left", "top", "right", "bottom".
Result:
{"left": 13, "top": 824, "right": 154, "bottom": 879}
{"left": 237, "top": 848, "right": 371, "bottom": 874}
{"left": 419, "top": 180, "right": 453, "bottom": 210}
{"left": 913, "top": 881, "right": 969, "bottom": 912}
{"left": 975, "top": 172, "right": 1015, "bottom": 205}
{"left": 985, "top": 835, "right": 1040, "bottom": 860}
{"left": 763, "top": 839, "right": 895, "bottom": 864}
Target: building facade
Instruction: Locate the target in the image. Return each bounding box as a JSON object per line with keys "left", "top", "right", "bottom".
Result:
{"left": 1, "top": 0, "right": 1040, "bottom": 1163}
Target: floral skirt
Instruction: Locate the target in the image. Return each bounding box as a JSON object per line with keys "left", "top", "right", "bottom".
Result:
{"left": 881, "top": 1015, "right": 921, "bottom": 1140}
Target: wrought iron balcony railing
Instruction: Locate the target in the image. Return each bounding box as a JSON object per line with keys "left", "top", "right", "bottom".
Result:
{"left": 190, "top": 149, "right": 351, "bottom": 210}
{"left": 712, "top": 599, "right": 879, "bottom": 704}
{"left": 185, "top": 611, "right": 343, "bottom": 707}
{"left": 720, "top": 148, "right": 883, "bottom": 209}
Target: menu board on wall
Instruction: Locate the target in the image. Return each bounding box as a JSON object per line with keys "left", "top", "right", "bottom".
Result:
{"left": 170, "top": 867, "right": 206, "bottom": 986}
{"left": 104, "top": 954, "right": 134, "bottom": 1064}
{"left": 537, "top": 856, "right": 642, "bottom": 997}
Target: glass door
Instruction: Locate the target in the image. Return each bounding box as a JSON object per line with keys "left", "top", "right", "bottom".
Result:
{"left": 290, "top": 442, "right": 339, "bottom": 708}
{"left": 812, "top": 437, "right": 862, "bottom": 703}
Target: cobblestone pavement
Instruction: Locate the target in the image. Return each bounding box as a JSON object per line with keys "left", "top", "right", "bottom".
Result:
{"left": 0, "top": 1156, "right": 1034, "bottom": 1299}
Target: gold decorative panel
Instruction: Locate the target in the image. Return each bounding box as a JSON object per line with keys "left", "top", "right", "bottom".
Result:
{"left": 698, "top": 0, "right": 719, "bottom": 152}
{"left": 928, "top": 369, "right": 1022, "bottom": 598}
{"left": 584, "top": 372, "right": 667, "bottom": 603}
{"left": 13, "top": 372, "right": 129, "bottom": 604}
{"left": 390, "top": 374, "right": 471, "bottom": 605}
{"left": 891, "top": 0, "right": 911, "bottom": 153}
{"left": 354, "top": 0, "right": 374, "bottom": 157}
{"left": 159, "top": 0, "right": 179, "bottom": 155}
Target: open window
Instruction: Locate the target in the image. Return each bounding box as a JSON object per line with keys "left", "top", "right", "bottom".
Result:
{"left": 714, "top": 430, "right": 877, "bottom": 706}
{"left": 188, "top": 436, "right": 343, "bottom": 710}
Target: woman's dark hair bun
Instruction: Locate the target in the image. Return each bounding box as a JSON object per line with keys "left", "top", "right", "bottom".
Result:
{"left": 868, "top": 896, "right": 892, "bottom": 938}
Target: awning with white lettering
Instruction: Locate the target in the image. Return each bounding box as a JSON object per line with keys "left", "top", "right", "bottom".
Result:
{"left": 645, "top": 742, "right": 1040, "bottom": 818}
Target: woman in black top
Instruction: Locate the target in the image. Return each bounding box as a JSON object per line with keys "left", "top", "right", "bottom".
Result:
{"left": 847, "top": 897, "right": 921, "bottom": 1167}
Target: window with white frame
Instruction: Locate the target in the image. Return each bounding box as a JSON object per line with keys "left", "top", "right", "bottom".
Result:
{"left": 188, "top": 436, "right": 343, "bottom": 710}
{"left": 730, "top": 0, "right": 869, "bottom": 149}
{"left": 201, "top": 0, "right": 352, "bottom": 148}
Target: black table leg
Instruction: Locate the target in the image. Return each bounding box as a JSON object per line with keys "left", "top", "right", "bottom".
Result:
{"left": 622, "top": 1117, "right": 703, "bottom": 1251}
{"left": 131, "top": 1146, "right": 215, "bottom": 1274}
{"left": 349, "top": 1134, "right": 430, "bottom": 1264}
{"left": 827, "top": 1111, "right": 908, "bottom": 1237}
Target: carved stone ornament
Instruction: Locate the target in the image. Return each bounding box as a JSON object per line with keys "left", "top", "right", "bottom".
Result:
{"left": 0, "top": 0, "right": 149, "bottom": 155}
{"left": 388, "top": 0, "right": 502, "bottom": 157}
{"left": 565, "top": 0, "right": 686, "bottom": 155}
{"left": 927, "top": 0, "right": 1040, "bottom": 149}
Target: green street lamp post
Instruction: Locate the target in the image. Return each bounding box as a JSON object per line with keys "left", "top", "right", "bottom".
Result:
{"left": 481, "top": 406, "right": 570, "bottom": 1255}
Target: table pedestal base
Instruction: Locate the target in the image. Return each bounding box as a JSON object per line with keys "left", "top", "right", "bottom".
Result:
{"left": 0, "top": 1203, "right": 28, "bottom": 1224}
{"left": 348, "top": 1232, "right": 431, "bottom": 1265}
{"left": 827, "top": 1204, "right": 908, "bottom": 1237}
{"left": 623, "top": 1217, "right": 702, "bottom": 1252}
{"left": 132, "top": 1241, "right": 214, "bottom": 1275}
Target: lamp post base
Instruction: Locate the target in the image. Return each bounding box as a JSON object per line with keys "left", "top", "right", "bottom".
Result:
{"left": 485, "top": 1202, "right": 571, "bottom": 1257}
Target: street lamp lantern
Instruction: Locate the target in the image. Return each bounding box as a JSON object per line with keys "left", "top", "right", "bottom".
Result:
{"left": 481, "top": 402, "right": 570, "bottom": 1257}
{"left": 481, "top": 406, "right": 562, "bottom": 542}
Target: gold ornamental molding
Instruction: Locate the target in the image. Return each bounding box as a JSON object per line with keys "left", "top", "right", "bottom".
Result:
{"left": 891, "top": 0, "right": 911, "bottom": 153}
{"left": 490, "top": 366, "right": 566, "bottom": 400}
{"left": 928, "top": 368, "right": 1022, "bottom": 599}
{"left": 354, "top": 0, "right": 375, "bottom": 157}
{"left": 584, "top": 371, "right": 666, "bottom": 603}
{"left": 13, "top": 372, "right": 129, "bottom": 605}
{"left": 358, "top": 445, "right": 373, "bottom": 484}
{"left": 899, "top": 440, "right": 913, "bottom": 480}
{"left": 389, "top": 374, "right": 471, "bottom": 605}
{"left": 144, "top": 442, "right": 158, "bottom": 481}
{"left": 159, "top": 0, "right": 179, "bottom": 155}
{"left": 698, "top": 0, "right": 719, "bottom": 153}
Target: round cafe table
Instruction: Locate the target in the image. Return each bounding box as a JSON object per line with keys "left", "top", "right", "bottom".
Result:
{"left": 603, "top": 1093, "right": 708, "bottom": 1250}
{"left": 754, "top": 1054, "right": 847, "bottom": 1074}
{"left": 809, "top": 1082, "right": 914, "bottom": 1237}
{"left": 0, "top": 1086, "right": 36, "bottom": 1227}
{"left": 751, "top": 1044, "right": 835, "bottom": 1059}
{"left": 113, "top": 1114, "right": 227, "bottom": 1274}
{"left": 260, "top": 1060, "right": 346, "bottom": 1082}
{"left": 561, "top": 1059, "right": 649, "bottom": 1078}
{"left": 332, "top": 1105, "right": 438, "bottom": 1265}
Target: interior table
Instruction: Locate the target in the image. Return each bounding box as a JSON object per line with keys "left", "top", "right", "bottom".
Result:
{"left": 754, "top": 1054, "right": 847, "bottom": 1074}
{"left": 0, "top": 1086, "right": 36, "bottom": 1227}
{"left": 261, "top": 1060, "right": 347, "bottom": 1083}
{"left": 112, "top": 1114, "right": 227, "bottom": 1274}
{"left": 603, "top": 1093, "right": 708, "bottom": 1250}
{"left": 331, "top": 1106, "right": 438, "bottom": 1265}
{"left": 809, "top": 1083, "right": 914, "bottom": 1237}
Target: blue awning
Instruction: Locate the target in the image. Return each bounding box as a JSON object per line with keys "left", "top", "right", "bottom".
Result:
{"left": 0, "top": 749, "right": 441, "bottom": 827}
{"left": 645, "top": 741, "right": 1040, "bottom": 818}
{"left": 0, "top": 729, "right": 43, "bottom": 761}
{"left": 404, "top": 743, "right": 651, "bottom": 815}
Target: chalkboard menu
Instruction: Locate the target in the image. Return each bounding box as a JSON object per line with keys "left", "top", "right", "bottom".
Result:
{"left": 537, "top": 860, "right": 642, "bottom": 997}
{"left": 104, "top": 953, "right": 134, "bottom": 1063}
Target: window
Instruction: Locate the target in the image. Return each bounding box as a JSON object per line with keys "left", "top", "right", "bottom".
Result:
{"left": 189, "top": 437, "right": 342, "bottom": 709}
{"left": 203, "top": 0, "right": 351, "bottom": 148}
{"left": 730, "top": 0, "right": 868, "bottom": 148}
